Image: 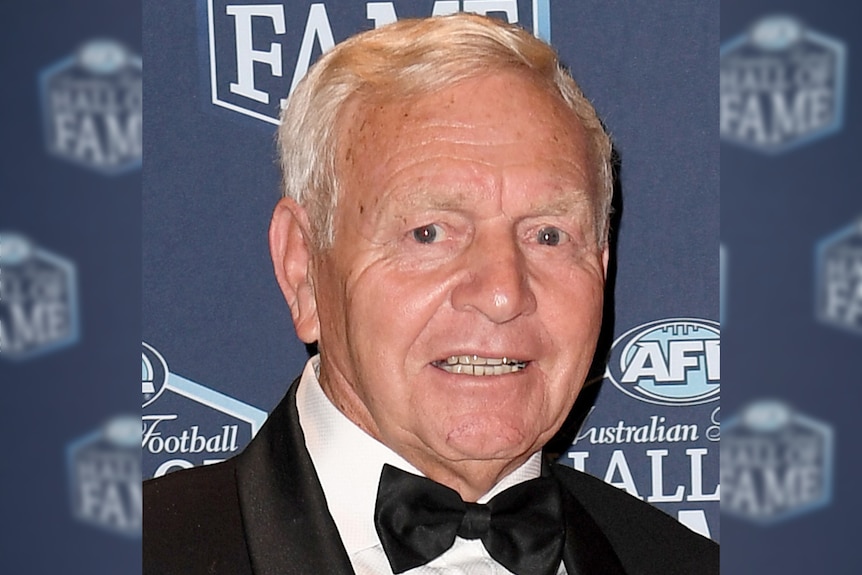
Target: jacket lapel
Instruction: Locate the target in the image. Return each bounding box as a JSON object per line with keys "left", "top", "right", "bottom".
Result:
{"left": 234, "top": 379, "right": 356, "bottom": 575}
{"left": 548, "top": 464, "right": 627, "bottom": 575}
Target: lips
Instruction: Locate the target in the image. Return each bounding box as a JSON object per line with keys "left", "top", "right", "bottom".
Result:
{"left": 432, "top": 355, "right": 528, "bottom": 376}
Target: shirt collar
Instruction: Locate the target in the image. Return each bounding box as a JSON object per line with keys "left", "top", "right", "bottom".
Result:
{"left": 296, "top": 355, "right": 544, "bottom": 554}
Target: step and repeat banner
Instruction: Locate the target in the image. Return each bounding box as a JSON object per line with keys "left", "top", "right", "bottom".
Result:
{"left": 4, "top": 1, "right": 788, "bottom": 573}
{"left": 141, "top": 0, "right": 720, "bottom": 541}
{"left": 1, "top": 1, "right": 142, "bottom": 573}
{"left": 720, "top": 3, "right": 859, "bottom": 574}
{"left": 6, "top": 2, "right": 862, "bottom": 573}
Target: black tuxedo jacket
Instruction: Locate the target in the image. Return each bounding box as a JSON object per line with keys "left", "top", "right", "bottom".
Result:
{"left": 144, "top": 381, "right": 719, "bottom": 575}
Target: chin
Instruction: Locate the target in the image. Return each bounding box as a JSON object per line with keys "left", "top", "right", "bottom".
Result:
{"left": 440, "top": 417, "right": 538, "bottom": 461}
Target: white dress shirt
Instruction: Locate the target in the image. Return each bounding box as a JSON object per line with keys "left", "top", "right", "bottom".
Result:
{"left": 296, "top": 356, "right": 567, "bottom": 575}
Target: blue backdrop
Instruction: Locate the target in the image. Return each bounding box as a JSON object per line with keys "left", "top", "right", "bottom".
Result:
{"left": 2, "top": 1, "right": 727, "bottom": 573}
{"left": 721, "top": 2, "right": 859, "bottom": 573}
{"left": 7, "top": 2, "right": 861, "bottom": 573}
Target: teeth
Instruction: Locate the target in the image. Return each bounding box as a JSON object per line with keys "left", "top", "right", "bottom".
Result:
{"left": 434, "top": 355, "right": 527, "bottom": 375}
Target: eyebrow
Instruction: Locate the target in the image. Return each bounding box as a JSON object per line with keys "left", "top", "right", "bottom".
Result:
{"left": 399, "top": 189, "right": 469, "bottom": 212}
{"left": 525, "top": 191, "right": 593, "bottom": 216}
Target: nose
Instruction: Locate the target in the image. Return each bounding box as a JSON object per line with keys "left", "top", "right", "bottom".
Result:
{"left": 450, "top": 232, "right": 537, "bottom": 323}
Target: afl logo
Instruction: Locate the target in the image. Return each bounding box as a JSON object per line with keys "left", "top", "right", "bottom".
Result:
{"left": 142, "top": 342, "right": 168, "bottom": 408}
{"left": 607, "top": 319, "right": 720, "bottom": 406}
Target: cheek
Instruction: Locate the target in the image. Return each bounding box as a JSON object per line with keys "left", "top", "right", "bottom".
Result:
{"left": 539, "top": 269, "right": 605, "bottom": 367}
{"left": 349, "top": 264, "right": 455, "bottom": 339}
{"left": 541, "top": 259, "right": 604, "bottom": 313}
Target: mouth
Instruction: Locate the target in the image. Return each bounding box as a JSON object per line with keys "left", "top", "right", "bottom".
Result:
{"left": 432, "top": 355, "right": 528, "bottom": 376}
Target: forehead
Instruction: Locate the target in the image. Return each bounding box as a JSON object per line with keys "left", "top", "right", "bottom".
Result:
{"left": 337, "top": 72, "right": 594, "bottom": 207}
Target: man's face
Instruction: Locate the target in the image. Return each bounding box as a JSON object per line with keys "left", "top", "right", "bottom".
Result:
{"left": 309, "top": 72, "right": 607, "bottom": 476}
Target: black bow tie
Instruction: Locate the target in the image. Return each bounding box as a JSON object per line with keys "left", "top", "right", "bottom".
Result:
{"left": 374, "top": 464, "right": 565, "bottom": 575}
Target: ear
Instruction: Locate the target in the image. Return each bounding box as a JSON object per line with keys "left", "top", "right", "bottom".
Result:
{"left": 269, "top": 197, "right": 320, "bottom": 343}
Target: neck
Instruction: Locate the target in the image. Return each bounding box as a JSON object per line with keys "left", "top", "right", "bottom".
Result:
{"left": 409, "top": 453, "right": 535, "bottom": 502}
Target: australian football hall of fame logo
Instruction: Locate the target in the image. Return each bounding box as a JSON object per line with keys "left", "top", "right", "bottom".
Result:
{"left": 816, "top": 217, "right": 862, "bottom": 335}
{"left": 39, "top": 39, "right": 142, "bottom": 174}
{"left": 0, "top": 232, "right": 79, "bottom": 360}
{"left": 142, "top": 342, "right": 267, "bottom": 478}
{"left": 720, "top": 15, "right": 846, "bottom": 154}
{"left": 563, "top": 318, "right": 721, "bottom": 539}
{"left": 722, "top": 400, "right": 833, "bottom": 524}
{"left": 204, "top": 0, "right": 552, "bottom": 124}
{"left": 67, "top": 415, "right": 142, "bottom": 537}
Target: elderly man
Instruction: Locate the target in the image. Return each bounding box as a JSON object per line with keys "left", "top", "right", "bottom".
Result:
{"left": 144, "top": 13, "right": 718, "bottom": 575}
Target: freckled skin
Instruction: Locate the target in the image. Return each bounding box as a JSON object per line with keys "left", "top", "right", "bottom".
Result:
{"left": 275, "top": 72, "right": 608, "bottom": 500}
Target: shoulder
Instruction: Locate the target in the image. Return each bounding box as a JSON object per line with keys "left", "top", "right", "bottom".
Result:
{"left": 144, "top": 459, "right": 252, "bottom": 575}
{"left": 550, "top": 463, "right": 719, "bottom": 575}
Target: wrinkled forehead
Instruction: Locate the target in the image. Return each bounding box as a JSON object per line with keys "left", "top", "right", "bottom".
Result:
{"left": 335, "top": 71, "right": 594, "bottom": 184}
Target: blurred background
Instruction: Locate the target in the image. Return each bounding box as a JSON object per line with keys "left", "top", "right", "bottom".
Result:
{"left": 721, "top": 1, "right": 860, "bottom": 573}
{"left": 1, "top": 1, "right": 142, "bottom": 573}
{"left": 0, "top": 0, "right": 858, "bottom": 573}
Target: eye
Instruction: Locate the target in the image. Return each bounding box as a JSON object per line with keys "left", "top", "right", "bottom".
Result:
{"left": 412, "top": 224, "right": 442, "bottom": 244}
{"left": 537, "top": 226, "right": 563, "bottom": 246}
